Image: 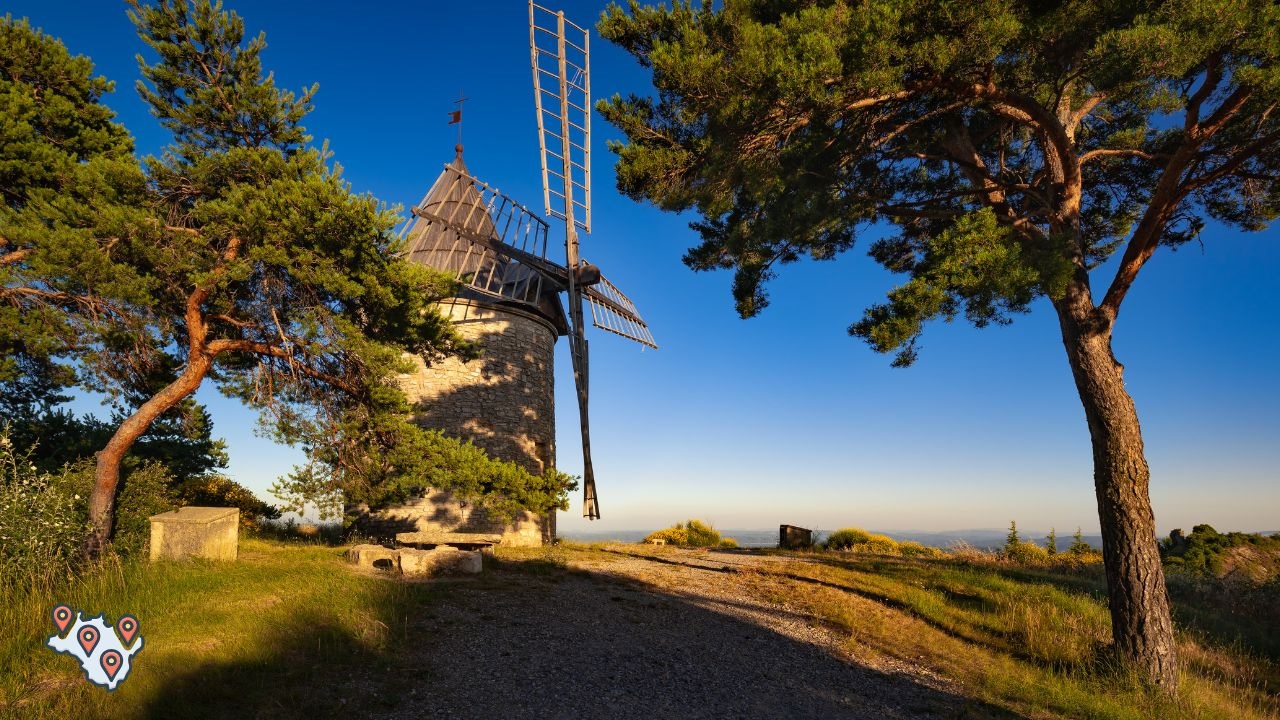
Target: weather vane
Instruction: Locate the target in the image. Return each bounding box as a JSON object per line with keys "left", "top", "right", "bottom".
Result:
{"left": 448, "top": 90, "right": 468, "bottom": 146}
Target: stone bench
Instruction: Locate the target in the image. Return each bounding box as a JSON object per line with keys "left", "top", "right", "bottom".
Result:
{"left": 395, "top": 531, "right": 502, "bottom": 554}
{"left": 346, "top": 544, "right": 482, "bottom": 576}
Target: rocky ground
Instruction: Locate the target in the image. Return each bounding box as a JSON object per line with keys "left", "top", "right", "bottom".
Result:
{"left": 373, "top": 545, "right": 1020, "bottom": 720}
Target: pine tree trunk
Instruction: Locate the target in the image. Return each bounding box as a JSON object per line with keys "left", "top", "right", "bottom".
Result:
{"left": 1056, "top": 305, "right": 1178, "bottom": 689}
{"left": 82, "top": 354, "right": 213, "bottom": 559}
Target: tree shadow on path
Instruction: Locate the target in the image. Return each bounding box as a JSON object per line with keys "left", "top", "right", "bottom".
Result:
{"left": 370, "top": 554, "right": 1024, "bottom": 720}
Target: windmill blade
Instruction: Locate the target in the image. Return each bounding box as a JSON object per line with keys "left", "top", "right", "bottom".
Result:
{"left": 400, "top": 163, "right": 567, "bottom": 307}
{"left": 583, "top": 273, "right": 658, "bottom": 349}
{"left": 566, "top": 284, "right": 599, "bottom": 519}
{"left": 529, "top": 1, "right": 591, "bottom": 233}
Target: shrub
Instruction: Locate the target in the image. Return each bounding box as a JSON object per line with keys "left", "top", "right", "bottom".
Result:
{"left": 684, "top": 519, "right": 722, "bottom": 546}
{"left": 824, "top": 527, "right": 872, "bottom": 551}
{"left": 0, "top": 435, "right": 89, "bottom": 575}
{"left": 1004, "top": 540, "right": 1051, "bottom": 565}
{"left": 898, "top": 540, "right": 944, "bottom": 559}
{"left": 643, "top": 519, "right": 735, "bottom": 548}
{"left": 110, "top": 461, "right": 181, "bottom": 556}
{"left": 176, "top": 474, "right": 282, "bottom": 529}
{"left": 862, "top": 533, "right": 901, "bottom": 554}
{"left": 644, "top": 525, "right": 687, "bottom": 545}
{"left": 822, "top": 527, "right": 944, "bottom": 557}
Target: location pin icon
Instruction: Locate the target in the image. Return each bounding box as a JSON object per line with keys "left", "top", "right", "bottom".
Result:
{"left": 77, "top": 626, "right": 100, "bottom": 656}
{"left": 116, "top": 615, "right": 139, "bottom": 647}
{"left": 100, "top": 650, "right": 123, "bottom": 681}
{"left": 51, "top": 605, "right": 73, "bottom": 635}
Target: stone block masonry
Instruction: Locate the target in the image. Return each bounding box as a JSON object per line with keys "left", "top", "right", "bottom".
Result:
{"left": 349, "top": 299, "right": 558, "bottom": 547}
{"left": 148, "top": 506, "right": 239, "bottom": 561}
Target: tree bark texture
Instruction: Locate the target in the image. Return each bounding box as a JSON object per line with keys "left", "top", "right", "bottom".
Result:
{"left": 82, "top": 353, "right": 213, "bottom": 558}
{"left": 1056, "top": 303, "right": 1178, "bottom": 689}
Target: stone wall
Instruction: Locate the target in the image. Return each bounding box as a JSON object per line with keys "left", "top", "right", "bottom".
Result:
{"left": 350, "top": 299, "right": 558, "bottom": 547}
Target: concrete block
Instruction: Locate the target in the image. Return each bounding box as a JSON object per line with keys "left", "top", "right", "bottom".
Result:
{"left": 149, "top": 506, "right": 239, "bottom": 561}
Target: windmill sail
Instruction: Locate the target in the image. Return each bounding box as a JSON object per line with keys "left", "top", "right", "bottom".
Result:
{"left": 584, "top": 274, "right": 658, "bottom": 349}
{"left": 529, "top": 1, "right": 591, "bottom": 234}
{"left": 401, "top": 154, "right": 560, "bottom": 310}
{"left": 530, "top": 2, "right": 658, "bottom": 520}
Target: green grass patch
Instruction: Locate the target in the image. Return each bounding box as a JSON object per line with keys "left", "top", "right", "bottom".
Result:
{"left": 0, "top": 538, "right": 436, "bottom": 719}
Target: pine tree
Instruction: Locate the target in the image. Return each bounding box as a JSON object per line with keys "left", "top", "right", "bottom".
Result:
{"left": 0, "top": 16, "right": 149, "bottom": 418}
{"left": 1069, "top": 527, "right": 1093, "bottom": 556}
{"left": 0, "top": 1, "right": 573, "bottom": 555}
{"left": 598, "top": 0, "right": 1280, "bottom": 688}
{"left": 1005, "top": 520, "right": 1020, "bottom": 551}
{"left": 1045, "top": 528, "right": 1058, "bottom": 556}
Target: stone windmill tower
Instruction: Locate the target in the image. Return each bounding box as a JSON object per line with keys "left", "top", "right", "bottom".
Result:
{"left": 349, "top": 5, "right": 655, "bottom": 545}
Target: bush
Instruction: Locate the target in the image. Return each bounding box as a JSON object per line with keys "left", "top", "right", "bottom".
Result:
{"left": 824, "top": 527, "right": 872, "bottom": 551}
{"left": 823, "top": 527, "right": 946, "bottom": 557}
{"left": 0, "top": 435, "right": 89, "bottom": 575}
{"left": 176, "top": 474, "right": 281, "bottom": 530}
{"left": 643, "top": 519, "right": 736, "bottom": 548}
{"left": 899, "top": 540, "right": 944, "bottom": 559}
{"left": 110, "top": 461, "right": 181, "bottom": 556}
{"left": 862, "top": 533, "right": 901, "bottom": 554}
{"left": 1004, "top": 540, "right": 1051, "bottom": 565}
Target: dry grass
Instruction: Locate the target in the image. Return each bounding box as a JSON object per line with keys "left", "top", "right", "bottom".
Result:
{"left": 737, "top": 550, "right": 1278, "bottom": 719}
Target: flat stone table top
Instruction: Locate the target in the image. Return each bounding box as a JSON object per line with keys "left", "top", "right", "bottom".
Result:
{"left": 149, "top": 506, "right": 239, "bottom": 524}
{"left": 395, "top": 532, "right": 503, "bottom": 546}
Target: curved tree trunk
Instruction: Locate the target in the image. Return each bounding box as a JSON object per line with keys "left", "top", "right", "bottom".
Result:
{"left": 1056, "top": 305, "right": 1178, "bottom": 689}
{"left": 82, "top": 354, "right": 213, "bottom": 559}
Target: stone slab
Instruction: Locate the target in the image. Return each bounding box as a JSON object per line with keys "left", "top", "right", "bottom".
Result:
{"left": 346, "top": 544, "right": 482, "bottom": 576}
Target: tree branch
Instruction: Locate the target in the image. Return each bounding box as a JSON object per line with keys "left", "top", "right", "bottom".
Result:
{"left": 205, "top": 338, "right": 359, "bottom": 395}
{"left": 1185, "top": 53, "right": 1223, "bottom": 132}
{"left": 1080, "top": 148, "right": 1164, "bottom": 166}
{"left": 1101, "top": 80, "right": 1265, "bottom": 320}
{"left": 0, "top": 246, "right": 34, "bottom": 267}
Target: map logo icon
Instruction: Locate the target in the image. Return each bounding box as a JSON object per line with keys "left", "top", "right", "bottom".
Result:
{"left": 46, "top": 605, "right": 143, "bottom": 691}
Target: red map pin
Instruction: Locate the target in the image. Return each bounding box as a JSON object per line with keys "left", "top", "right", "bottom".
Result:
{"left": 116, "top": 615, "right": 139, "bottom": 646}
{"left": 100, "top": 650, "right": 123, "bottom": 681}
{"left": 77, "top": 626, "right": 100, "bottom": 656}
{"left": 51, "top": 605, "right": 73, "bottom": 635}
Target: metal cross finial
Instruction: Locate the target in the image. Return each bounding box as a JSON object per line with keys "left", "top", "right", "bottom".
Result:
{"left": 448, "top": 91, "right": 469, "bottom": 147}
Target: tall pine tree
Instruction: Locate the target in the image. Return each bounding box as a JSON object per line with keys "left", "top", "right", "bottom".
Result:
{"left": 598, "top": 0, "right": 1280, "bottom": 688}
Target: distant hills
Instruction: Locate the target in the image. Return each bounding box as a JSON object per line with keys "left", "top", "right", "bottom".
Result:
{"left": 560, "top": 528, "right": 1106, "bottom": 550}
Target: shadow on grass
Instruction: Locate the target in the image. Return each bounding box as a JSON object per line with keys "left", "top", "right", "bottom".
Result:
{"left": 65, "top": 551, "right": 1024, "bottom": 719}
{"left": 132, "top": 608, "right": 418, "bottom": 720}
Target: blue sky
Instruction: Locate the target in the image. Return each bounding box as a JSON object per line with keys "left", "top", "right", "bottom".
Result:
{"left": 10, "top": 1, "right": 1278, "bottom": 536}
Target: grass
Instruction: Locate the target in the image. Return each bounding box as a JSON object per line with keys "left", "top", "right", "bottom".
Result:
{"left": 2, "top": 537, "right": 1274, "bottom": 719}
{"left": 0, "top": 538, "right": 436, "bottom": 719}
{"left": 733, "top": 548, "right": 1279, "bottom": 719}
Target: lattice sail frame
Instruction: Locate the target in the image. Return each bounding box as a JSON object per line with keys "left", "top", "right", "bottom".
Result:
{"left": 529, "top": 1, "right": 591, "bottom": 234}
{"left": 400, "top": 164, "right": 558, "bottom": 308}
{"left": 585, "top": 275, "right": 658, "bottom": 349}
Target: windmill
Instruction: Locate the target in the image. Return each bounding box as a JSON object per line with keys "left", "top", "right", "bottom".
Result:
{"left": 395, "top": 3, "right": 656, "bottom": 522}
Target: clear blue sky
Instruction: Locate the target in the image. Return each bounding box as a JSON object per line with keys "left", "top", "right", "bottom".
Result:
{"left": 10, "top": 1, "right": 1279, "bottom": 536}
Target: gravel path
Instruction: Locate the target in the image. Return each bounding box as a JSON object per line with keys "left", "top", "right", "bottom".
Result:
{"left": 372, "top": 545, "right": 1018, "bottom": 720}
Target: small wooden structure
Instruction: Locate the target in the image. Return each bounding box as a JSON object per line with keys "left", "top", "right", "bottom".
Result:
{"left": 779, "top": 524, "right": 813, "bottom": 550}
